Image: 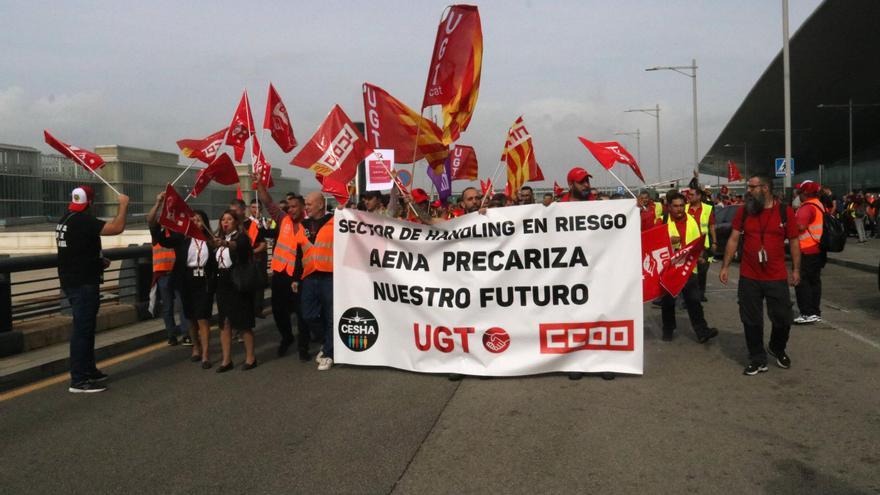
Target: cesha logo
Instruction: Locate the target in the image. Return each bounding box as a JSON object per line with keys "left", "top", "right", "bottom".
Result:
{"left": 338, "top": 307, "right": 379, "bottom": 352}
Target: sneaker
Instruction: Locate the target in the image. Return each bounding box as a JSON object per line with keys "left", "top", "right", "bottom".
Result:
{"left": 317, "top": 356, "right": 333, "bottom": 371}
{"left": 743, "top": 362, "right": 769, "bottom": 376}
{"left": 167, "top": 336, "right": 179, "bottom": 346}
{"left": 768, "top": 348, "right": 791, "bottom": 369}
{"left": 69, "top": 380, "right": 107, "bottom": 393}
{"left": 87, "top": 371, "right": 109, "bottom": 382}
{"left": 314, "top": 350, "right": 324, "bottom": 364}
{"left": 812, "top": 315, "right": 822, "bottom": 323}
{"left": 181, "top": 336, "right": 193, "bottom": 346}
{"left": 794, "top": 315, "right": 818, "bottom": 325}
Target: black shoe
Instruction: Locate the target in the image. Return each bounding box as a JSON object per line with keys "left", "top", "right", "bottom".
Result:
{"left": 567, "top": 372, "right": 583, "bottom": 380}
{"left": 167, "top": 336, "right": 179, "bottom": 346}
{"left": 216, "top": 362, "right": 234, "bottom": 373}
{"left": 69, "top": 380, "right": 107, "bottom": 393}
{"left": 447, "top": 373, "right": 463, "bottom": 381}
{"left": 600, "top": 372, "right": 615, "bottom": 381}
{"left": 698, "top": 328, "right": 719, "bottom": 344}
{"left": 277, "top": 339, "right": 293, "bottom": 357}
{"left": 241, "top": 360, "right": 258, "bottom": 371}
{"left": 743, "top": 362, "right": 769, "bottom": 376}
{"left": 87, "top": 371, "right": 109, "bottom": 382}
{"left": 190, "top": 355, "right": 201, "bottom": 363}
{"left": 201, "top": 361, "right": 212, "bottom": 370}
{"left": 298, "top": 349, "right": 311, "bottom": 362}
{"left": 181, "top": 336, "right": 193, "bottom": 346}
{"left": 768, "top": 348, "right": 791, "bottom": 369}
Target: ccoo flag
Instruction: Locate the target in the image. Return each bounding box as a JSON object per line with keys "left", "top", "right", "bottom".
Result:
{"left": 362, "top": 83, "right": 448, "bottom": 174}
{"left": 660, "top": 235, "right": 705, "bottom": 297}
{"left": 290, "top": 105, "right": 372, "bottom": 187}
{"left": 44, "top": 130, "right": 105, "bottom": 171}
{"left": 190, "top": 152, "right": 240, "bottom": 198}
{"left": 160, "top": 184, "right": 207, "bottom": 241}
{"left": 263, "top": 83, "right": 297, "bottom": 153}
{"left": 422, "top": 5, "right": 482, "bottom": 145}
{"left": 502, "top": 117, "right": 544, "bottom": 195}
{"left": 225, "top": 91, "right": 255, "bottom": 162}
{"left": 578, "top": 137, "right": 645, "bottom": 183}
{"left": 176, "top": 128, "right": 228, "bottom": 165}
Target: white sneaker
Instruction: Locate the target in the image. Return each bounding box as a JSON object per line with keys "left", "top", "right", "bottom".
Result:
{"left": 317, "top": 357, "right": 333, "bottom": 371}
{"left": 314, "top": 350, "right": 324, "bottom": 364}
{"left": 809, "top": 315, "right": 822, "bottom": 323}
{"left": 793, "top": 315, "right": 810, "bottom": 325}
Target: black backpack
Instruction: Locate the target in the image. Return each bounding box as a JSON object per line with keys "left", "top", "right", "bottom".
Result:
{"left": 804, "top": 202, "right": 847, "bottom": 253}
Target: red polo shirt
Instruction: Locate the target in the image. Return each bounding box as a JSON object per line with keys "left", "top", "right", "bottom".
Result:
{"left": 732, "top": 202, "right": 799, "bottom": 281}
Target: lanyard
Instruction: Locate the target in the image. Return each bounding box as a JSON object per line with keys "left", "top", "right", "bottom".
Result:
{"left": 194, "top": 240, "right": 204, "bottom": 266}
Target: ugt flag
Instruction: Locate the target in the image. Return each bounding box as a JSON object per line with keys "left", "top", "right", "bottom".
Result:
{"left": 290, "top": 105, "right": 372, "bottom": 187}
{"left": 502, "top": 116, "right": 543, "bottom": 195}
{"left": 160, "top": 184, "right": 207, "bottom": 241}
{"left": 44, "top": 130, "right": 105, "bottom": 171}
{"left": 176, "top": 128, "right": 227, "bottom": 165}
{"left": 578, "top": 137, "right": 645, "bottom": 183}
{"left": 450, "top": 144, "right": 478, "bottom": 180}
{"left": 422, "top": 4, "right": 482, "bottom": 145}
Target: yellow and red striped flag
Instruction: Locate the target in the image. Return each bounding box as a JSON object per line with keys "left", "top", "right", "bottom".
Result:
{"left": 501, "top": 116, "right": 543, "bottom": 195}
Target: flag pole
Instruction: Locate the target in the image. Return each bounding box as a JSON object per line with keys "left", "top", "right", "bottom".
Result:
{"left": 604, "top": 167, "right": 637, "bottom": 199}
{"left": 64, "top": 151, "right": 122, "bottom": 196}
{"left": 170, "top": 157, "right": 199, "bottom": 187}
{"left": 243, "top": 89, "right": 260, "bottom": 221}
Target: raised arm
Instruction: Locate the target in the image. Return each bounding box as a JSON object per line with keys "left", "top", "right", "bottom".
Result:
{"left": 100, "top": 193, "right": 130, "bottom": 236}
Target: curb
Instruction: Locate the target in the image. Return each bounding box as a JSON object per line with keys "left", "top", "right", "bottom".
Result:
{"left": 825, "top": 256, "right": 877, "bottom": 274}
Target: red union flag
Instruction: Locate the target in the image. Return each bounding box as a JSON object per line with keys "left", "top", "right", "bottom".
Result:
{"left": 191, "top": 152, "right": 239, "bottom": 198}
{"left": 578, "top": 137, "right": 645, "bottom": 183}
{"left": 290, "top": 105, "right": 372, "bottom": 186}
{"left": 502, "top": 117, "right": 543, "bottom": 194}
{"left": 160, "top": 184, "right": 206, "bottom": 241}
{"left": 660, "top": 234, "right": 705, "bottom": 297}
{"left": 251, "top": 135, "right": 275, "bottom": 189}
{"left": 422, "top": 5, "right": 482, "bottom": 144}
{"left": 362, "top": 83, "right": 448, "bottom": 173}
{"left": 225, "top": 91, "right": 255, "bottom": 162}
{"left": 44, "top": 130, "right": 105, "bottom": 171}
{"left": 263, "top": 83, "right": 297, "bottom": 153}
{"left": 317, "top": 174, "right": 350, "bottom": 205}
{"left": 450, "top": 144, "right": 478, "bottom": 180}
{"left": 480, "top": 178, "right": 493, "bottom": 197}
{"left": 641, "top": 224, "right": 672, "bottom": 302}
{"left": 176, "top": 128, "right": 227, "bottom": 165}
{"left": 727, "top": 160, "right": 743, "bottom": 182}
{"left": 553, "top": 181, "right": 564, "bottom": 198}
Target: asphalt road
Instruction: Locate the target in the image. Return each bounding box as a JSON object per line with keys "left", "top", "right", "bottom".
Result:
{"left": 1, "top": 263, "right": 878, "bottom": 494}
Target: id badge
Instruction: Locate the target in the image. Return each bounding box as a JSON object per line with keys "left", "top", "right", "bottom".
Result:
{"left": 758, "top": 247, "right": 768, "bottom": 266}
{"left": 193, "top": 267, "right": 204, "bottom": 277}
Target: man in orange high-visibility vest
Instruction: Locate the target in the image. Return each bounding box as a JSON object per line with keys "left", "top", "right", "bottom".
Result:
{"left": 151, "top": 229, "right": 189, "bottom": 346}
{"left": 793, "top": 180, "right": 826, "bottom": 325}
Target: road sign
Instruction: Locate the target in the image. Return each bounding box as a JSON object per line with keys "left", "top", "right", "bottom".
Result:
{"left": 775, "top": 158, "right": 795, "bottom": 177}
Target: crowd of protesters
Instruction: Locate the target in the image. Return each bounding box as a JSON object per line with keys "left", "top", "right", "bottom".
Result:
{"left": 57, "top": 163, "right": 876, "bottom": 392}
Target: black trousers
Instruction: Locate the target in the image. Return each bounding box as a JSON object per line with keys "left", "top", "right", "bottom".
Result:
{"left": 795, "top": 252, "right": 825, "bottom": 317}
{"left": 661, "top": 274, "right": 709, "bottom": 337}
{"left": 270, "top": 271, "right": 307, "bottom": 351}
{"left": 738, "top": 277, "right": 792, "bottom": 364}
{"left": 697, "top": 253, "right": 710, "bottom": 297}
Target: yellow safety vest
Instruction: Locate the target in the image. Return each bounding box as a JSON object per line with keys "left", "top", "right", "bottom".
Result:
{"left": 667, "top": 214, "right": 701, "bottom": 273}
{"left": 689, "top": 203, "right": 714, "bottom": 248}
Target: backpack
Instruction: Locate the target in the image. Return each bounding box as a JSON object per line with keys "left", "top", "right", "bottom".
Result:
{"left": 804, "top": 202, "right": 847, "bottom": 253}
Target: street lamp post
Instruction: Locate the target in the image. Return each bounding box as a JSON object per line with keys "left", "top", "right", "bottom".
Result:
{"left": 817, "top": 99, "right": 880, "bottom": 193}
{"left": 646, "top": 59, "right": 699, "bottom": 176}
{"left": 624, "top": 105, "right": 661, "bottom": 182}
{"left": 614, "top": 129, "right": 641, "bottom": 163}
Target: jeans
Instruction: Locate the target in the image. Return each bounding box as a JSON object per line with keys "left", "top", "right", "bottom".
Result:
{"left": 738, "top": 277, "right": 792, "bottom": 365}
{"left": 661, "top": 273, "right": 709, "bottom": 338}
{"left": 302, "top": 274, "right": 334, "bottom": 358}
{"left": 795, "top": 252, "right": 825, "bottom": 317}
{"left": 157, "top": 274, "right": 188, "bottom": 338}
{"left": 854, "top": 217, "right": 867, "bottom": 242}
{"left": 65, "top": 285, "right": 101, "bottom": 384}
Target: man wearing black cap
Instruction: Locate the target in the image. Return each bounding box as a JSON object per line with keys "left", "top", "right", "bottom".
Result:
{"left": 56, "top": 186, "right": 129, "bottom": 393}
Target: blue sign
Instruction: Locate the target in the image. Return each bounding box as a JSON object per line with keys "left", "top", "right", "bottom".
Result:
{"left": 616, "top": 185, "right": 625, "bottom": 195}
{"left": 774, "top": 158, "right": 795, "bottom": 177}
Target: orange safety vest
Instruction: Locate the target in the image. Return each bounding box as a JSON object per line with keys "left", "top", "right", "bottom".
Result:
{"left": 307, "top": 217, "right": 334, "bottom": 273}
{"left": 798, "top": 197, "right": 824, "bottom": 252}
{"left": 247, "top": 220, "right": 260, "bottom": 247}
{"left": 152, "top": 233, "right": 176, "bottom": 273}
{"left": 270, "top": 216, "right": 314, "bottom": 278}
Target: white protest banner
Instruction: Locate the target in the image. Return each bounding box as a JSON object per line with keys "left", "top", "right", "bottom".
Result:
{"left": 365, "top": 149, "right": 394, "bottom": 191}
{"left": 333, "top": 200, "right": 644, "bottom": 376}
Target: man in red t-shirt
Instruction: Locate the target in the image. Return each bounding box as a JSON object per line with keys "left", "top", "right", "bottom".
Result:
{"left": 559, "top": 167, "right": 595, "bottom": 202}
{"left": 720, "top": 174, "right": 801, "bottom": 376}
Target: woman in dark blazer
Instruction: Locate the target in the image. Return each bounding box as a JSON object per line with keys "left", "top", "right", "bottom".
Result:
{"left": 193, "top": 209, "right": 257, "bottom": 372}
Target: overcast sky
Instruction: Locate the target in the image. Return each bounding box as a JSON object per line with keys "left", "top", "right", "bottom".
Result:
{"left": 0, "top": 0, "right": 822, "bottom": 191}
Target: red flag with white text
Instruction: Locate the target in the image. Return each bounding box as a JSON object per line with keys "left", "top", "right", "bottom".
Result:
{"left": 727, "top": 160, "right": 743, "bottom": 182}
{"left": 225, "top": 91, "right": 255, "bottom": 162}
{"left": 641, "top": 224, "right": 672, "bottom": 302}
{"left": 578, "top": 137, "right": 645, "bottom": 183}
{"left": 191, "top": 153, "right": 239, "bottom": 198}
{"left": 659, "top": 235, "right": 705, "bottom": 297}
{"left": 251, "top": 136, "right": 275, "bottom": 189}
{"left": 450, "top": 145, "right": 478, "bottom": 180}
{"left": 160, "top": 184, "right": 207, "bottom": 241}
{"left": 44, "top": 130, "right": 105, "bottom": 171}
{"left": 290, "top": 105, "right": 372, "bottom": 187}
{"left": 422, "top": 5, "right": 482, "bottom": 144}
{"left": 263, "top": 83, "right": 297, "bottom": 153}
{"left": 176, "top": 128, "right": 227, "bottom": 165}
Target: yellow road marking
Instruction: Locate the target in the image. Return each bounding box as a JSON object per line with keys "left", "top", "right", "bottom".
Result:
{"left": 0, "top": 342, "right": 167, "bottom": 402}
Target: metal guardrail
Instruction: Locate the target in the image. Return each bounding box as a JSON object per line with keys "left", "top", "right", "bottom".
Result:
{"left": 0, "top": 245, "right": 153, "bottom": 332}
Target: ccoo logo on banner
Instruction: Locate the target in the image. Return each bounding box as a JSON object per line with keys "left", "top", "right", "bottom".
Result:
{"left": 333, "top": 200, "right": 644, "bottom": 376}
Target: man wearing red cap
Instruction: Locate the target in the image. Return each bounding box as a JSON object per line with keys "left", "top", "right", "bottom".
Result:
{"left": 560, "top": 167, "right": 594, "bottom": 202}
{"left": 56, "top": 186, "right": 129, "bottom": 392}
{"left": 793, "top": 180, "right": 825, "bottom": 324}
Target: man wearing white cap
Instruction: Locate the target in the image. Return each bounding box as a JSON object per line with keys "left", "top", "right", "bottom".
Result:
{"left": 56, "top": 186, "right": 129, "bottom": 393}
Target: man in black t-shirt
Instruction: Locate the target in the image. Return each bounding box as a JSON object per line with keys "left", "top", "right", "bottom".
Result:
{"left": 57, "top": 185, "right": 129, "bottom": 393}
